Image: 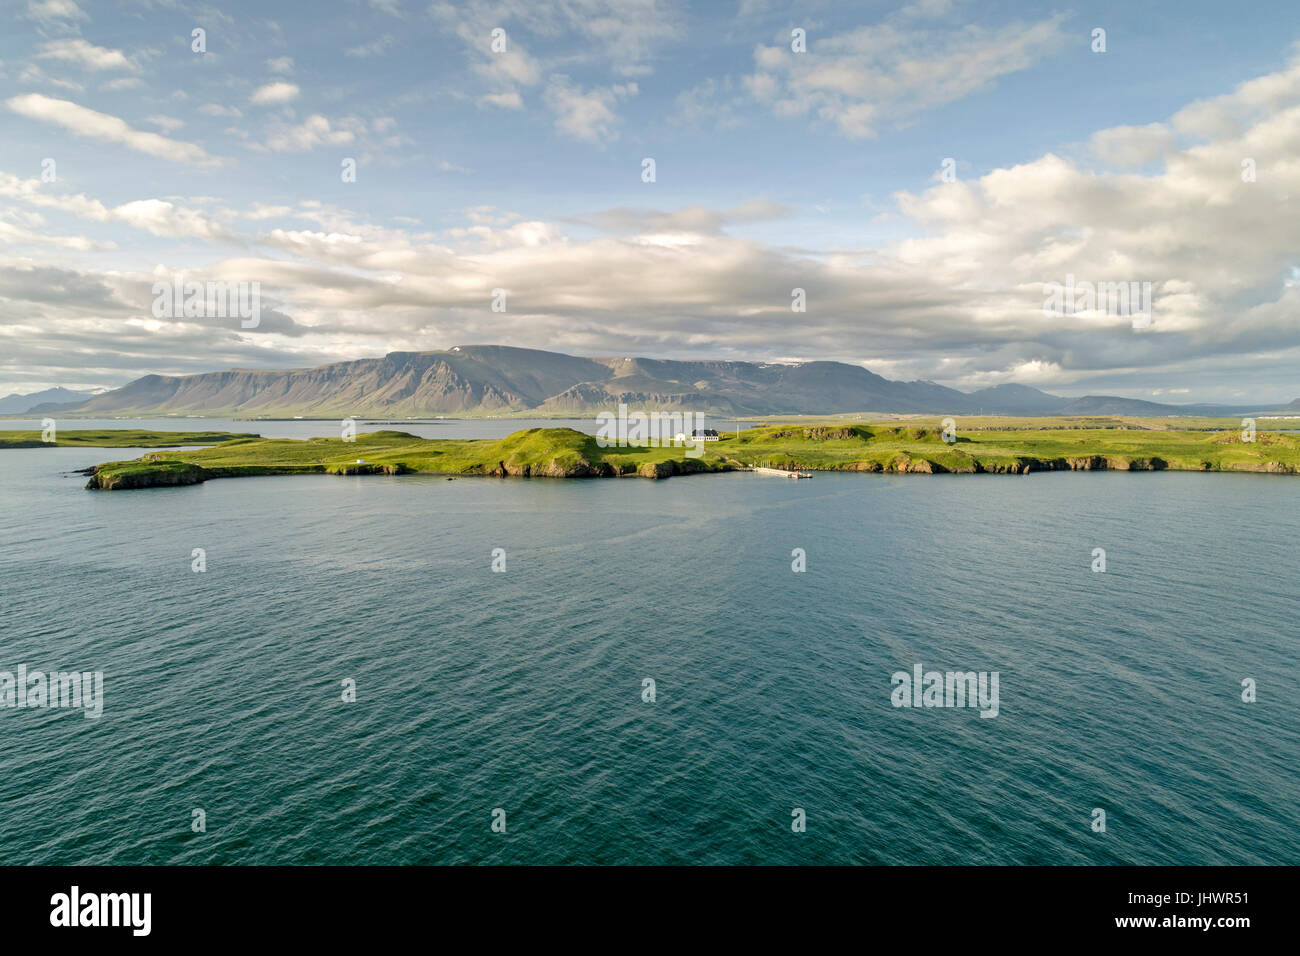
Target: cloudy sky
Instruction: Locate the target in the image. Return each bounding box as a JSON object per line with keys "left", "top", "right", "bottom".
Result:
{"left": 1, "top": 0, "right": 1298, "bottom": 403}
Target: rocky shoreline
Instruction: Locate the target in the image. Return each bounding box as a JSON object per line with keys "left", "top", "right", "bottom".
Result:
{"left": 80, "top": 451, "right": 1298, "bottom": 490}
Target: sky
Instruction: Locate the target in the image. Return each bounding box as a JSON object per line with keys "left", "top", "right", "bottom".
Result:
{"left": 1, "top": 0, "right": 1298, "bottom": 404}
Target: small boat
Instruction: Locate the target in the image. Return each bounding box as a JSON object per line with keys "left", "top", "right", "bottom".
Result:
{"left": 754, "top": 466, "right": 812, "bottom": 479}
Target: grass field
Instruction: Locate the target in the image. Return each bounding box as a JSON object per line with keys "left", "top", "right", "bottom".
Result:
{"left": 714, "top": 422, "right": 1300, "bottom": 474}
{"left": 80, "top": 428, "right": 730, "bottom": 488}
{"left": 49, "top": 418, "right": 1300, "bottom": 489}
{"left": 0, "top": 430, "right": 260, "bottom": 448}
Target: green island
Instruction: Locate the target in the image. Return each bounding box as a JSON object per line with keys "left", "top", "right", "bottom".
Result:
{"left": 6, "top": 416, "right": 1293, "bottom": 489}
{"left": 0, "top": 429, "right": 260, "bottom": 449}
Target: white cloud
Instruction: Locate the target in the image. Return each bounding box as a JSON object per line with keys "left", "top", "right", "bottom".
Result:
{"left": 264, "top": 114, "right": 358, "bottom": 151}
{"left": 1091, "top": 123, "right": 1176, "bottom": 166}
{"left": 37, "top": 39, "right": 138, "bottom": 72}
{"left": 745, "top": 14, "right": 1067, "bottom": 138}
{"left": 8, "top": 50, "right": 1300, "bottom": 400}
{"left": 26, "top": 0, "right": 86, "bottom": 23}
{"left": 0, "top": 218, "right": 107, "bottom": 250}
{"left": 100, "top": 77, "right": 144, "bottom": 92}
{"left": 145, "top": 114, "right": 185, "bottom": 132}
{"left": 0, "top": 171, "right": 237, "bottom": 241}
{"left": 480, "top": 91, "right": 522, "bottom": 109}
{"left": 112, "top": 199, "right": 237, "bottom": 241}
{"left": 250, "top": 82, "right": 300, "bottom": 105}
{"left": 431, "top": 0, "right": 680, "bottom": 78}
{"left": 266, "top": 56, "right": 294, "bottom": 74}
{"left": 429, "top": 1, "right": 677, "bottom": 141}
{"left": 243, "top": 203, "right": 296, "bottom": 221}
{"left": 345, "top": 36, "right": 395, "bottom": 58}
{"left": 17, "top": 63, "right": 84, "bottom": 92}
{"left": 5, "top": 95, "right": 221, "bottom": 167}
{"left": 199, "top": 103, "right": 242, "bottom": 118}
{"left": 544, "top": 78, "right": 636, "bottom": 141}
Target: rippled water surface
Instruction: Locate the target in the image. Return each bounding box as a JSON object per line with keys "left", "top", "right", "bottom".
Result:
{"left": 1, "top": 438, "right": 1296, "bottom": 864}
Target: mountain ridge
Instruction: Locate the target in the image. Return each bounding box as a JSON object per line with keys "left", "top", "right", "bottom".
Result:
{"left": 31, "top": 346, "right": 1294, "bottom": 419}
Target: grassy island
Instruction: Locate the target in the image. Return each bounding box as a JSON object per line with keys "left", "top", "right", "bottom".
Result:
{"left": 42, "top": 417, "right": 1300, "bottom": 489}
{"left": 0, "top": 429, "right": 260, "bottom": 448}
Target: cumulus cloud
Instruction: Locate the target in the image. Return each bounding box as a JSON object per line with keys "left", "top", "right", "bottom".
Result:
{"left": 264, "top": 114, "right": 360, "bottom": 151}
{"left": 6, "top": 51, "right": 1300, "bottom": 402}
{"left": 250, "top": 81, "right": 300, "bottom": 105}
{"left": 1091, "top": 123, "right": 1177, "bottom": 166}
{"left": 0, "top": 172, "right": 240, "bottom": 241}
{"left": 112, "top": 200, "right": 239, "bottom": 241}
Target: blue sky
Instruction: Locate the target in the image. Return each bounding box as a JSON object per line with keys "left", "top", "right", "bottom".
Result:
{"left": 2, "top": 0, "right": 1299, "bottom": 404}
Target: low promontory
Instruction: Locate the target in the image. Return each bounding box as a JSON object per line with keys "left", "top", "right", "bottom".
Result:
{"left": 54, "top": 418, "right": 1300, "bottom": 490}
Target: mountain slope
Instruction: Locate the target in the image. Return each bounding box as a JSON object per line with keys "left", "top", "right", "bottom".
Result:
{"left": 68, "top": 347, "right": 1008, "bottom": 417}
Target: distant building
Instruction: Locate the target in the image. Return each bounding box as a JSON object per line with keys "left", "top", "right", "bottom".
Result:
{"left": 674, "top": 429, "right": 720, "bottom": 441}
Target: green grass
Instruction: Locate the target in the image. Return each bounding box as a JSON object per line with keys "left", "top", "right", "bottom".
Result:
{"left": 82, "top": 428, "right": 733, "bottom": 488}
{"left": 0, "top": 429, "right": 259, "bottom": 448}
{"left": 46, "top": 419, "right": 1300, "bottom": 489}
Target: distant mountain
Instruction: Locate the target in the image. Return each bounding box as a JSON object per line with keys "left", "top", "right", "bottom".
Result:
{"left": 966, "top": 384, "right": 1071, "bottom": 415}
{"left": 50, "top": 346, "right": 1291, "bottom": 419}
{"left": 1057, "top": 395, "right": 1185, "bottom": 416}
{"left": 1056, "top": 395, "right": 1272, "bottom": 417}
{"left": 0, "top": 387, "right": 97, "bottom": 415}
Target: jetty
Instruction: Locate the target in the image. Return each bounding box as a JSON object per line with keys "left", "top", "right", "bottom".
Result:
{"left": 753, "top": 466, "right": 813, "bottom": 479}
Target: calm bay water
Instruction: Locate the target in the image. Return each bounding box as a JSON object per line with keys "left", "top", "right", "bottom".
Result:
{"left": 0, "top": 433, "right": 1297, "bottom": 864}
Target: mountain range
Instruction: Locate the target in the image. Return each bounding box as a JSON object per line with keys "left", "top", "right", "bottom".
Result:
{"left": 12, "top": 346, "right": 1293, "bottom": 419}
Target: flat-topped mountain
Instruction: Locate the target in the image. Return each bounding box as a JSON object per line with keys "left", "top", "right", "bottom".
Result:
{"left": 51, "top": 345, "right": 1286, "bottom": 418}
